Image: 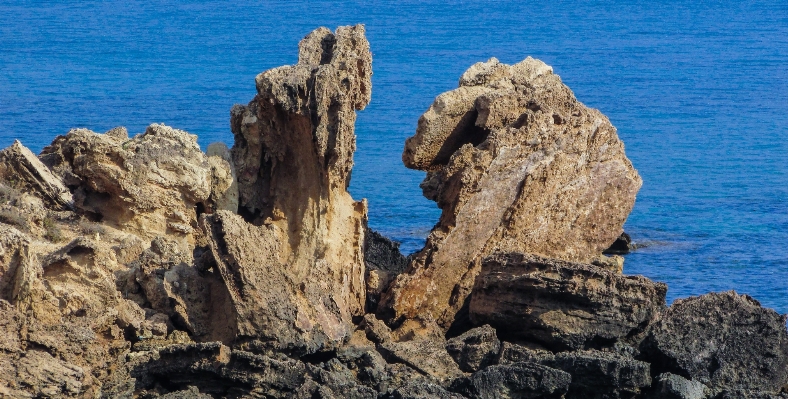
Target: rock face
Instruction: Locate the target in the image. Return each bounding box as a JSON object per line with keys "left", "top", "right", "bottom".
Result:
{"left": 641, "top": 291, "right": 788, "bottom": 394}
{"left": 206, "top": 25, "right": 372, "bottom": 354}
{"left": 39, "top": 124, "right": 235, "bottom": 241}
{"left": 0, "top": 140, "right": 73, "bottom": 211}
{"left": 469, "top": 252, "right": 667, "bottom": 351}
{"left": 382, "top": 56, "right": 643, "bottom": 332}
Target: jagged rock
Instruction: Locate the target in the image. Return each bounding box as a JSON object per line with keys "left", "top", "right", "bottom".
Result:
{"left": 205, "top": 25, "right": 371, "bottom": 354}
{"left": 648, "top": 373, "right": 709, "bottom": 399}
{"left": 383, "top": 56, "right": 642, "bottom": 331}
{"left": 39, "top": 124, "right": 225, "bottom": 241}
{"left": 383, "top": 379, "right": 466, "bottom": 399}
{"left": 641, "top": 291, "right": 788, "bottom": 394}
{"left": 469, "top": 252, "right": 667, "bottom": 351}
{"left": 604, "top": 232, "right": 633, "bottom": 255}
{"left": 206, "top": 142, "right": 239, "bottom": 214}
{"left": 365, "top": 229, "right": 408, "bottom": 312}
{"left": 446, "top": 325, "right": 501, "bottom": 372}
{"left": 122, "top": 236, "right": 236, "bottom": 342}
{"left": 496, "top": 342, "right": 555, "bottom": 365}
{"left": 451, "top": 362, "right": 571, "bottom": 399}
{"left": 545, "top": 350, "right": 652, "bottom": 399}
{"left": 0, "top": 140, "right": 73, "bottom": 211}
{"left": 377, "top": 337, "right": 464, "bottom": 382}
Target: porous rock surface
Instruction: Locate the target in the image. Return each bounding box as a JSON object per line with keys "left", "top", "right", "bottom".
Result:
{"left": 1, "top": 25, "right": 787, "bottom": 399}
{"left": 641, "top": 291, "right": 788, "bottom": 395}
{"left": 382, "top": 56, "right": 643, "bottom": 332}
{"left": 469, "top": 252, "right": 667, "bottom": 351}
{"left": 209, "top": 24, "right": 372, "bottom": 354}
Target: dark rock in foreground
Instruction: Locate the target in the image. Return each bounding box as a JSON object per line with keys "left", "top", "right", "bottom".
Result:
{"left": 469, "top": 252, "right": 667, "bottom": 351}
{"left": 641, "top": 291, "right": 788, "bottom": 395}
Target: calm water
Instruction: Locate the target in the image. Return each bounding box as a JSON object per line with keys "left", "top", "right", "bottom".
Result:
{"left": 1, "top": 1, "right": 787, "bottom": 311}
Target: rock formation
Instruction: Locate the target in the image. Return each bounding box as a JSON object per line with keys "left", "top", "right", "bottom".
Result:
{"left": 469, "top": 252, "right": 667, "bottom": 351}
{"left": 0, "top": 25, "right": 787, "bottom": 399}
{"left": 381, "top": 56, "right": 642, "bottom": 332}
{"left": 206, "top": 24, "right": 372, "bottom": 354}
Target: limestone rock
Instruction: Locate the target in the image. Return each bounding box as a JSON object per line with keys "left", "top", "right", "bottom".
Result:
{"left": 469, "top": 252, "right": 667, "bottom": 351}
{"left": 39, "top": 124, "right": 221, "bottom": 241}
{"left": 383, "top": 56, "right": 642, "bottom": 331}
{"left": 0, "top": 140, "right": 73, "bottom": 211}
{"left": 640, "top": 291, "right": 788, "bottom": 394}
{"left": 208, "top": 25, "right": 371, "bottom": 353}
{"left": 446, "top": 325, "right": 501, "bottom": 373}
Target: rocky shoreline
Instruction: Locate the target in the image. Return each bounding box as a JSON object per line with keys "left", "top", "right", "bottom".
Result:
{"left": 0, "top": 25, "right": 786, "bottom": 398}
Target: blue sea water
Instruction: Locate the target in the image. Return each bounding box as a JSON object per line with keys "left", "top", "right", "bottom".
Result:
{"left": 1, "top": 1, "right": 787, "bottom": 311}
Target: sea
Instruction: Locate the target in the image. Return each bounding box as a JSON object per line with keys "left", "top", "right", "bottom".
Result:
{"left": 1, "top": 1, "right": 787, "bottom": 312}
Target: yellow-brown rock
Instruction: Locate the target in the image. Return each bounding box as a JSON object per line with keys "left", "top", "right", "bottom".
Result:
{"left": 382, "top": 57, "right": 642, "bottom": 331}
{"left": 206, "top": 24, "right": 372, "bottom": 354}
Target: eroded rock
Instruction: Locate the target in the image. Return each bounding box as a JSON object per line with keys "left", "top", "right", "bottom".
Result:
{"left": 0, "top": 140, "right": 73, "bottom": 211}
{"left": 451, "top": 362, "right": 571, "bottom": 399}
{"left": 383, "top": 56, "right": 642, "bottom": 332}
{"left": 205, "top": 25, "right": 372, "bottom": 354}
{"left": 446, "top": 325, "right": 501, "bottom": 373}
{"left": 469, "top": 252, "right": 667, "bottom": 351}
{"left": 641, "top": 291, "right": 788, "bottom": 394}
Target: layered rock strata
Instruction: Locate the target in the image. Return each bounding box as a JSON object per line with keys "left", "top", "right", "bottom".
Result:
{"left": 381, "top": 56, "right": 642, "bottom": 332}
{"left": 469, "top": 252, "right": 667, "bottom": 351}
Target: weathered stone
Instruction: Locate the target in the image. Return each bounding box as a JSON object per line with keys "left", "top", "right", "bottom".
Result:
{"left": 365, "top": 229, "right": 408, "bottom": 312}
{"left": 383, "top": 56, "right": 642, "bottom": 331}
{"left": 604, "top": 232, "right": 633, "bottom": 255}
{"left": 446, "top": 325, "right": 501, "bottom": 372}
{"left": 546, "top": 349, "right": 651, "bottom": 399}
{"left": 451, "top": 362, "right": 571, "bottom": 399}
{"left": 648, "top": 373, "right": 709, "bottom": 399}
{"left": 211, "top": 25, "right": 371, "bottom": 354}
{"left": 205, "top": 142, "right": 239, "bottom": 214}
{"left": 641, "top": 291, "right": 788, "bottom": 394}
{"left": 469, "top": 252, "right": 667, "bottom": 351}
{"left": 378, "top": 337, "right": 464, "bottom": 382}
{"left": 40, "top": 124, "right": 221, "bottom": 241}
{"left": 383, "top": 379, "right": 466, "bottom": 399}
{"left": 495, "top": 342, "right": 554, "bottom": 365}
{"left": 0, "top": 140, "right": 73, "bottom": 211}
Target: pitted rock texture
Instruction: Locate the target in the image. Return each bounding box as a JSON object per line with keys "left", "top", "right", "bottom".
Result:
{"left": 469, "top": 252, "right": 667, "bottom": 351}
{"left": 641, "top": 291, "right": 788, "bottom": 394}
{"left": 209, "top": 24, "right": 372, "bottom": 354}
{"left": 383, "top": 56, "right": 643, "bottom": 332}
{"left": 39, "top": 124, "right": 232, "bottom": 242}
{"left": 0, "top": 140, "right": 73, "bottom": 211}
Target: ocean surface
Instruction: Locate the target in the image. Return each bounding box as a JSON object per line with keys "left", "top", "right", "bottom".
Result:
{"left": 1, "top": 1, "right": 787, "bottom": 311}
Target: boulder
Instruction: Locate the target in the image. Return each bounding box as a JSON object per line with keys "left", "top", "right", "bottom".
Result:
{"left": 469, "top": 252, "right": 666, "bottom": 351}
{"left": 451, "top": 362, "right": 571, "bottom": 399}
{"left": 648, "top": 373, "right": 709, "bottom": 399}
{"left": 39, "top": 125, "right": 227, "bottom": 241}
{"left": 365, "top": 229, "right": 408, "bottom": 312}
{"left": 382, "top": 56, "right": 642, "bottom": 331}
{"left": 604, "top": 232, "right": 633, "bottom": 255}
{"left": 640, "top": 291, "right": 788, "bottom": 394}
{"left": 446, "top": 325, "right": 501, "bottom": 372}
{"left": 545, "top": 350, "right": 652, "bottom": 399}
{"left": 210, "top": 25, "right": 371, "bottom": 354}
{"left": 0, "top": 140, "right": 73, "bottom": 210}
{"left": 496, "top": 342, "right": 555, "bottom": 365}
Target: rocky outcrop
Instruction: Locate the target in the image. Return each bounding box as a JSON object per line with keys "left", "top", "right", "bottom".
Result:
{"left": 364, "top": 229, "right": 408, "bottom": 312}
{"left": 39, "top": 124, "right": 234, "bottom": 241}
{"left": 446, "top": 325, "right": 501, "bottom": 373}
{"left": 451, "top": 362, "right": 571, "bottom": 399}
{"left": 640, "top": 291, "right": 788, "bottom": 395}
{"left": 382, "top": 56, "right": 643, "bottom": 332}
{"left": 0, "top": 140, "right": 73, "bottom": 211}
{"left": 469, "top": 252, "right": 667, "bottom": 351}
{"left": 202, "top": 25, "right": 372, "bottom": 354}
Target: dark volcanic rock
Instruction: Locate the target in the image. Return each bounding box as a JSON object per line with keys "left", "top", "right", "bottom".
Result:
{"left": 546, "top": 350, "right": 651, "bottom": 399}
{"left": 496, "top": 342, "right": 555, "bottom": 365}
{"left": 451, "top": 362, "right": 571, "bottom": 399}
{"left": 446, "top": 325, "right": 501, "bottom": 372}
{"left": 469, "top": 252, "right": 667, "bottom": 351}
{"left": 383, "top": 379, "right": 466, "bottom": 399}
{"left": 647, "top": 373, "right": 708, "bottom": 399}
{"left": 604, "top": 232, "right": 633, "bottom": 255}
{"left": 641, "top": 291, "right": 788, "bottom": 394}
{"left": 365, "top": 229, "right": 408, "bottom": 312}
